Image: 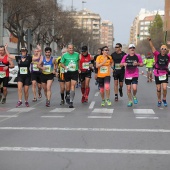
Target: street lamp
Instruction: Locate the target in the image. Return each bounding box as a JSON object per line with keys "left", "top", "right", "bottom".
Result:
{"left": 82, "top": 1, "right": 86, "bottom": 10}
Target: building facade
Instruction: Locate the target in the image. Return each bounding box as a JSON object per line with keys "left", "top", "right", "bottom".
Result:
{"left": 100, "top": 20, "right": 114, "bottom": 48}
{"left": 71, "top": 9, "right": 101, "bottom": 42}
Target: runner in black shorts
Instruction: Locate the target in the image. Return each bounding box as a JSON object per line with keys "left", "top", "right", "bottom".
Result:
{"left": 38, "top": 47, "right": 57, "bottom": 107}
{"left": 111, "top": 43, "right": 126, "bottom": 101}
{"left": 31, "top": 46, "right": 42, "bottom": 102}
{"left": 0, "top": 45, "right": 14, "bottom": 104}
{"left": 60, "top": 44, "right": 80, "bottom": 108}
{"left": 6, "top": 45, "right": 33, "bottom": 107}
{"left": 56, "top": 48, "right": 67, "bottom": 105}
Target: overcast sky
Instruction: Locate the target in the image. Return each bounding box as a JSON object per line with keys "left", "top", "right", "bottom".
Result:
{"left": 59, "top": 0, "right": 164, "bottom": 45}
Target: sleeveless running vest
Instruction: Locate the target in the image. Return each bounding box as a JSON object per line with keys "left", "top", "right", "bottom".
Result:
{"left": 0, "top": 55, "right": 9, "bottom": 77}
{"left": 31, "top": 56, "right": 41, "bottom": 73}
{"left": 79, "top": 54, "right": 91, "bottom": 72}
{"left": 42, "top": 56, "right": 54, "bottom": 74}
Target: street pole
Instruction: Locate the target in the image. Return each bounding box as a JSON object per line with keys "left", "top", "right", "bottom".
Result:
{"left": 0, "top": 0, "right": 3, "bottom": 45}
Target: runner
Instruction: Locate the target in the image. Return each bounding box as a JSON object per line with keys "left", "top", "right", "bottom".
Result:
{"left": 37, "top": 47, "right": 57, "bottom": 107}
{"left": 93, "top": 48, "right": 101, "bottom": 89}
{"left": 143, "top": 52, "right": 155, "bottom": 82}
{"left": 0, "top": 45, "right": 14, "bottom": 104}
{"left": 56, "top": 47, "right": 67, "bottom": 105}
{"left": 148, "top": 38, "right": 170, "bottom": 107}
{"left": 111, "top": 43, "right": 126, "bottom": 101}
{"left": 120, "top": 44, "right": 143, "bottom": 107}
{"left": 5, "top": 45, "right": 33, "bottom": 107}
{"left": 96, "top": 46, "right": 113, "bottom": 106}
{"left": 60, "top": 44, "right": 79, "bottom": 108}
{"left": 79, "top": 46, "right": 93, "bottom": 103}
{"left": 31, "top": 46, "right": 42, "bottom": 102}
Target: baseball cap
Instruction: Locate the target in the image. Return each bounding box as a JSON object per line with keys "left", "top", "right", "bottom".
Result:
{"left": 81, "top": 46, "right": 88, "bottom": 52}
{"left": 128, "top": 44, "right": 135, "bottom": 49}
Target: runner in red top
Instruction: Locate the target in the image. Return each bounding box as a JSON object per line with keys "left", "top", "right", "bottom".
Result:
{"left": 79, "top": 46, "right": 93, "bottom": 103}
{"left": 0, "top": 45, "right": 14, "bottom": 104}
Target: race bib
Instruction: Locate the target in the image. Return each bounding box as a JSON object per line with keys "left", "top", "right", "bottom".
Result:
{"left": 115, "top": 63, "right": 121, "bottom": 70}
{"left": 82, "top": 62, "right": 90, "bottom": 69}
{"left": 33, "top": 64, "right": 39, "bottom": 71}
{"left": 20, "top": 67, "right": 27, "bottom": 74}
{"left": 159, "top": 74, "right": 166, "bottom": 81}
{"left": 0, "top": 71, "right": 6, "bottom": 78}
{"left": 100, "top": 66, "right": 108, "bottom": 73}
{"left": 44, "top": 65, "right": 51, "bottom": 73}
{"left": 126, "top": 77, "right": 132, "bottom": 80}
{"left": 68, "top": 63, "right": 76, "bottom": 71}
{"left": 60, "top": 67, "right": 65, "bottom": 73}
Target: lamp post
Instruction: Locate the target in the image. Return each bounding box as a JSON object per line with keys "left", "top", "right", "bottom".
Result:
{"left": 0, "top": 0, "right": 3, "bottom": 45}
{"left": 82, "top": 1, "right": 86, "bottom": 10}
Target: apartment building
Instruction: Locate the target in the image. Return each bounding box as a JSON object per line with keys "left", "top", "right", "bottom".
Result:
{"left": 71, "top": 9, "right": 101, "bottom": 42}
{"left": 100, "top": 20, "right": 114, "bottom": 48}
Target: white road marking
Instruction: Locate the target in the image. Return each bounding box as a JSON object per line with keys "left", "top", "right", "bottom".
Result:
{"left": 0, "top": 147, "right": 170, "bottom": 155}
{"left": 95, "top": 92, "right": 100, "bottom": 96}
{"left": 89, "top": 101, "right": 95, "bottom": 109}
{"left": 1, "top": 127, "right": 170, "bottom": 133}
{"left": 8, "top": 108, "right": 35, "bottom": 112}
{"left": 92, "top": 108, "right": 114, "bottom": 114}
{"left": 136, "top": 117, "right": 159, "bottom": 120}
{"left": 88, "top": 116, "right": 112, "bottom": 119}
{"left": 133, "top": 109, "right": 155, "bottom": 114}
{"left": 0, "top": 115, "right": 18, "bottom": 118}
{"left": 50, "top": 108, "right": 75, "bottom": 112}
{"left": 41, "top": 116, "right": 65, "bottom": 118}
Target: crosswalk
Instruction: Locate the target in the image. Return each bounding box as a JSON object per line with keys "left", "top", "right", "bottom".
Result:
{"left": 2, "top": 106, "right": 160, "bottom": 120}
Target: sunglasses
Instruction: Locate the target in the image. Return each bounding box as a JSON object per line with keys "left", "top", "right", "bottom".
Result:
{"left": 104, "top": 49, "right": 109, "bottom": 51}
{"left": 115, "top": 46, "right": 120, "bottom": 48}
{"left": 129, "top": 47, "right": 135, "bottom": 49}
{"left": 161, "top": 48, "right": 167, "bottom": 50}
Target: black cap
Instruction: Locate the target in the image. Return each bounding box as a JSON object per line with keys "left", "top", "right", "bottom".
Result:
{"left": 81, "top": 46, "right": 88, "bottom": 52}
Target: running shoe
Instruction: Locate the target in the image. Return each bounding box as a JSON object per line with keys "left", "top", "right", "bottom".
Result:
{"left": 60, "top": 100, "right": 65, "bottom": 105}
{"left": 69, "top": 102, "right": 74, "bottom": 108}
{"left": 25, "top": 101, "right": 29, "bottom": 107}
{"left": 101, "top": 100, "right": 105, "bottom": 106}
{"left": 162, "top": 100, "right": 168, "bottom": 107}
{"left": 1, "top": 98, "right": 6, "bottom": 104}
{"left": 106, "top": 99, "right": 112, "bottom": 106}
{"left": 119, "top": 88, "right": 123, "bottom": 97}
{"left": 46, "top": 100, "right": 50, "bottom": 107}
{"left": 115, "top": 96, "right": 118, "bottom": 101}
{"left": 127, "top": 101, "right": 133, "bottom": 107}
{"left": 16, "top": 101, "right": 22, "bottom": 107}
{"left": 157, "top": 101, "right": 162, "bottom": 107}
{"left": 133, "top": 96, "right": 138, "bottom": 104}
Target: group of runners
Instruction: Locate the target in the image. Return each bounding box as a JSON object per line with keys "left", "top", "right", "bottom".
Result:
{"left": 0, "top": 38, "right": 170, "bottom": 108}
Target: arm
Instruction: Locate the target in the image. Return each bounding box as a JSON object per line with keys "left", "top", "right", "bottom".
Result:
{"left": 4, "top": 44, "right": 16, "bottom": 60}
{"left": 148, "top": 38, "right": 156, "bottom": 53}
{"left": 8, "top": 58, "right": 14, "bottom": 69}
{"left": 53, "top": 58, "right": 57, "bottom": 74}
{"left": 37, "top": 56, "right": 44, "bottom": 70}
{"left": 96, "top": 57, "right": 107, "bottom": 68}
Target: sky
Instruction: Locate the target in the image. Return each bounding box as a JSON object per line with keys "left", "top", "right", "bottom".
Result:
{"left": 59, "top": 0, "right": 164, "bottom": 45}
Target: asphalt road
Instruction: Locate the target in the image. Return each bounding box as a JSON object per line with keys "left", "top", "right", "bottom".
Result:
{"left": 0, "top": 70, "right": 170, "bottom": 170}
